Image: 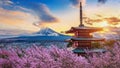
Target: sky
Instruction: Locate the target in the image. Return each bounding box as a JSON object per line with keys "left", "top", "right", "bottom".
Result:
{"left": 0, "top": 0, "right": 120, "bottom": 34}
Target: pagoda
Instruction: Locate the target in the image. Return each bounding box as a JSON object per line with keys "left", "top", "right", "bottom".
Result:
{"left": 66, "top": 2, "right": 105, "bottom": 55}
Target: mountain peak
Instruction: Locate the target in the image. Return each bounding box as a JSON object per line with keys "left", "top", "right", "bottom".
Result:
{"left": 34, "top": 28, "right": 60, "bottom": 36}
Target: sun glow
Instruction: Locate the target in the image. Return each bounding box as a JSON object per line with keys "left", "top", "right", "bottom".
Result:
{"left": 93, "top": 21, "right": 109, "bottom": 27}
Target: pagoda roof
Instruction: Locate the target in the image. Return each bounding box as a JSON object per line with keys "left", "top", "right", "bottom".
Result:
{"left": 72, "top": 26, "right": 102, "bottom": 30}
{"left": 71, "top": 37, "right": 104, "bottom": 41}
{"left": 72, "top": 48, "right": 106, "bottom": 53}
{"left": 66, "top": 26, "right": 103, "bottom": 33}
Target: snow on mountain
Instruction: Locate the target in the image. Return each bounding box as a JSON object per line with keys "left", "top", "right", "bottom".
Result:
{"left": 34, "top": 28, "right": 61, "bottom": 36}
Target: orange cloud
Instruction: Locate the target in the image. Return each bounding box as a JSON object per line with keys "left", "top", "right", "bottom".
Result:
{"left": 85, "top": 16, "right": 120, "bottom": 26}
{"left": 0, "top": 8, "right": 39, "bottom": 31}
{"left": 104, "top": 17, "right": 120, "bottom": 25}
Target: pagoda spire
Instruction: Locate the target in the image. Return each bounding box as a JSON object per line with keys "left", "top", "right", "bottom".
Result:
{"left": 79, "top": 2, "right": 84, "bottom": 27}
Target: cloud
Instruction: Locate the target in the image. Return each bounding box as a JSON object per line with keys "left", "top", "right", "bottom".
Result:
{"left": 0, "top": 0, "right": 59, "bottom": 28}
{"left": 89, "top": 19, "right": 102, "bottom": 23}
{"left": 31, "top": 3, "right": 59, "bottom": 24}
{"left": 0, "top": 0, "right": 59, "bottom": 23}
{"left": 86, "top": 17, "right": 120, "bottom": 25}
{"left": 104, "top": 17, "right": 120, "bottom": 25}
{"left": 86, "top": 18, "right": 103, "bottom": 25}
{"left": 98, "top": 0, "right": 107, "bottom": 4}
{"left": 15, "top": 3, "right": 59, "bottom": 26}
{"left": 38, "top": 4, "right": 59, "bottom": 23}
{"left": 0, "top": 8, "right": 39, "bottom": 31}
{"left": 0, "top": 0, "right": 13, "bottom": 6}
{"left": 70, "top": 0, "right": 108, "bottom": 7}
{"left": 70, "top": 0, "right": 86, "bottom": 7}
{"left": 95, "top": 14, "right": 103, "bottom": 18}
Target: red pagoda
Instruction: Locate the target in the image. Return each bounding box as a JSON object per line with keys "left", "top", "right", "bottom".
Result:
{"left": 66, "top": 2, "right": 105, "bottom": 54}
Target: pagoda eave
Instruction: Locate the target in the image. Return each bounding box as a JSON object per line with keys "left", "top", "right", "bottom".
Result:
{"left": 72, "top": 27, "right": 103, "bottom": 30}
{"left": 65, "top": 27, "right": 103, "bottom": 33}
{"left": 72, "top": 48, "right": 106, "bottom": 54}
{"left": 71, "top": 37, "right": 105, "bottom": 41}
{"left": 65, "top": 30, "right": 74, "bottom": 33}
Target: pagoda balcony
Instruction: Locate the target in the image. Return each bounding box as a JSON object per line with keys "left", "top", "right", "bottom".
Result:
{"left": 71, "top": 37, "right": 105, "bottom": 41}
{"left": 72, "top": 48, "right": 106, "bottom": 55}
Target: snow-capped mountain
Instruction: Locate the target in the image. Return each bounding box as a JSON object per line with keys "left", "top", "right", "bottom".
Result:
{"left": 34, "top": 28, "right": 61, "bottom": 36}
{"left": 0, "top": 28, "right": 71, "bottom": 43}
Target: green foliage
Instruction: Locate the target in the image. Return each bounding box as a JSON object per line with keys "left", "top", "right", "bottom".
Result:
{"left": 91, "top": 42, "right": 103, "bottom": 49}
{"left": 67, "top": 42, "right": 73, "bottom": 47}
{"left": 103, "top": 40, "right": 116, "bottom": 47}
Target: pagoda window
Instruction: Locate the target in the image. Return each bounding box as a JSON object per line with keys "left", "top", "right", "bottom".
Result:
{"left": 73, "top": 41, "right": 79, "bottom": 47}
{"left": 75, "top": 31, "right": 79, "bottom": 37}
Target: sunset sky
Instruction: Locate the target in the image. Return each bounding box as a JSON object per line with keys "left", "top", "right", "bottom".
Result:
{"left": 0, "top": 0, "right": 120, "bottom": 33}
